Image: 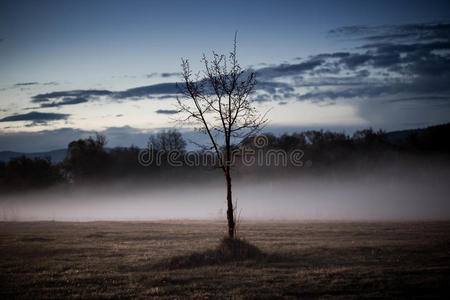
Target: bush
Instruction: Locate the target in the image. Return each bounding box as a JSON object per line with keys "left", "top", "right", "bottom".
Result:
{"left": 155, "top": 237, "right": 264, "bottom": 269}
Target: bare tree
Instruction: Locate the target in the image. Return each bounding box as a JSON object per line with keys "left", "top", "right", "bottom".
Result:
{"left": 149, "top": 129, "right": 187, "bottom": 153}
{"left": 176, "top": 34, "right": 267, "bottom": 239}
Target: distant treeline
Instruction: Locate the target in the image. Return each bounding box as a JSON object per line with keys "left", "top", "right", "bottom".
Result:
{"left": 0, "top": 123, "right": 449, "bottom": 193}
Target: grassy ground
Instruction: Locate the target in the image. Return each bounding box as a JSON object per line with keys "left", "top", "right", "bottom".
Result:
{"left": 0, "top": 221, "right": 449, "bottom": 299}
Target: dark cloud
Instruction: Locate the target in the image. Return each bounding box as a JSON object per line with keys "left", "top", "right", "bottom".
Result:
{"left": 329, "top": 22, "right": 450, "bottom": 43}
{"left": 328, "top": 25, "right": 375, "bottom": 37}
{"left": 0, "top": 111, "right": 69, "bottom": 123}
{"left": 156, "top": 95, "right": 177, "bottom": 100}
{"left": 408, "top": 54, "right": 450, "bottom": 77}
{"left": 285, "top": 22, "right": 449, "bottom": 108}
{"left": 339, "top": 53, "right": 372, "bottom": 69}
{"left": 161, "top": 72, "right": 181, "bottom": 78}
{"left": 313, "top": 52, "right": 351, "bottom": 59}
{"left": 294, "top": 75, "right": 368, "bottom": 87}
{"left": 43, "top": 81, "right": 59, "bottom": 86}
{"left": 294, "top": 77, "right": 450, "bottom": 105}
{"left": 356, "top": 69, "right": 370, "bottom": 77}
{"left": 256, "top": 59, "right": 324, "bottom": 79}
{"left": 155, "top": 109, "right": 179, "bottom": 115}
{"left": 30, "top": 83, "right": 180, "bottom": 108}
{"left": 145, "top": 72, "right": 181, "bottom": 78}
{"left": 0, "top": 81, "right": 59, "bottom": 94}
{"left": 40, "top": 97, "right": 89, "bottom": 108}
{"left": 364, "top": 32, "right": 416, "bottom": 42}
{"left": 14, "top": 82, "right": 39, "bottom": 87}
{"left": 32, "top": 89, "right": 112, "bottom": 103}
{"left": 325, "top": 23, "right": 450, "bottom": 79}
{"left": 371, "top": 53, "right": 401, "bottom": 68}
{"left": 366, "top": 41, "right": 450, "bottom": 54}
{"left": 256, "top": 81, "right": 295, "bottom": 94}
{"left": 254, "top": 94, "right": 272, "bottom": 102}
{"left": 114, "top": 83, "right": 179, "bottom": 99}
{"left": 383, "top": 95, "right": 450, "bottom": 104}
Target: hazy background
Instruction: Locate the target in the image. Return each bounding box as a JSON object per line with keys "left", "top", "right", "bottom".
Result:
{"left": 2, "top": 157, "right": 449, "bottom": 221}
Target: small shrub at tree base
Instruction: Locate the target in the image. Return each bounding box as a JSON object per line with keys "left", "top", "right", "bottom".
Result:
{"left": 155, "top": 237, "right": 264, "bottom": 270}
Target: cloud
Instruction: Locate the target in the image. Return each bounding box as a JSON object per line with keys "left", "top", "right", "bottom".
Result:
{"left": 294, "top": 22, "right": 450, "bottom": 101}
{"left": 29, "top": 79, "right": 290, "bottom": 107}
{"left": 0, "top": 111, "right": 69, "bottom": 123}
{"left": 161, "top": 72, "right": 181, "bottom": 78}
{"left": 146, "top": 72, "right": 181, "bottom": 78}
{"left": 43, "top": 81, "right": 59, "bottom": 86}
{"left": 256, "top": 59, "right": 324, "bottom": 80}
{"left": 296, "top": 85, "right": 400, "bottom": 103}
{"left": 383, "top": 95, "right": 450, "bottom": 104}
{"left": 0, "top": 81, "right": 60, "bottom": 93}
{"left": 156, "top": 95, "right": 177, "bottom": 99}
{"left": 326, "top": 23, "right": 450, "bottom": 77}
{"left": 30, "top": 83, "right": 180, "bottom": 108}
{"left": 328, "top": 25, "right": 375, "bottom": 37}
{"left": 329, "top": 22, "right": 450, "bottom": 43}
{"left": 339, "top": 53, "right": 372, "bottom": 69}
{"left": 14, "top": 82, "right": 39, "bottom": 87}
{"left": 32, "top": 89, "right": 112, "bottom": 103}
{"left": 256, "top": 81, "right": 295, "bottom": 95}
{"left": 114, "top": 82, "right": 179, "bottom": 98}
{"left": 24, "top": 21, "right": 450, "bottom": 122}
{"left": 40, "top": 97, "right": 89, "bottom": 108}
{"left": 155, "top": 109, "right": 179, "bottom": 114}
{"left": 254, "top": 94, "right": 272, "bottom": 102}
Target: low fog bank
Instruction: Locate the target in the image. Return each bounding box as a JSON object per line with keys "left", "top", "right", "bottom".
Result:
{"left": 2, "top": 124, "right": 449, "bottom": 221}
{"left": 1, "top": 160, "right": 449, "bottom": 221}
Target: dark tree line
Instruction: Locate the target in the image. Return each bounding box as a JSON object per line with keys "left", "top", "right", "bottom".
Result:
{"left": 0, "top": 156, "right": 63, "bottom": 190}
{"left": 0, "top": 123, "right": 449, "bottom": 193}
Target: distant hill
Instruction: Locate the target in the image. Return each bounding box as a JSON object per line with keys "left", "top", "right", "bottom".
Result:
{"left": 385, "top": 129, "right": 418, "bottom": 144}
{"left": 0, "top": 149, "right": 67, "bottom": 163}
{"left": 386, "top": 123, "right": 450, "bottom": 151}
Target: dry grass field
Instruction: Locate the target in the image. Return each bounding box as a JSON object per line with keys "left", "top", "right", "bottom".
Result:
{"left": 0, "top": 221, "right": 449, "bottom": 298}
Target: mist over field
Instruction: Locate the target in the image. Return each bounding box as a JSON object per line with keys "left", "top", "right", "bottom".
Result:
{"left": 2, "top": 157, "right": 449, "bottom": 221}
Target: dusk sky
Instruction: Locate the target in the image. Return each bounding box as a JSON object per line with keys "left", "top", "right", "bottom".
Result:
{"left": 1, "top": 0, "right": 449, "bottom": 151}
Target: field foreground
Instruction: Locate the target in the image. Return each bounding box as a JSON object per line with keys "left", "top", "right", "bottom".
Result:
{"left": 0, "top": 221, "right": 449, "bottom": 298}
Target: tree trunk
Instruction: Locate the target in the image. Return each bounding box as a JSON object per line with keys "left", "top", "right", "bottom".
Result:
{"left": 225, "top": 168, "right": 235, "bottom": 239}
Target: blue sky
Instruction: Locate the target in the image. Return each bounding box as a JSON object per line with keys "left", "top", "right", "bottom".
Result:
{"left": 1, "top": 0, "right": 450, "bottom": 151}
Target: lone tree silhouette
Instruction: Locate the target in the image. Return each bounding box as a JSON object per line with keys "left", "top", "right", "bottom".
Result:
{"left": 176, "top": 34, "right": 267, "bottom": 239}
